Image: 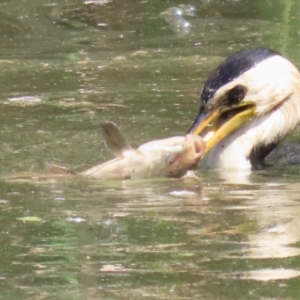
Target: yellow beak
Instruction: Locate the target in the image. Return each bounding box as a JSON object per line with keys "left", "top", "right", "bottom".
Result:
{"left": 188, "top": 105, "right": 255, "bottom": 155}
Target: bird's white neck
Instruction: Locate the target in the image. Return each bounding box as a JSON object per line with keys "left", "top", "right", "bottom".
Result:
{"left": 204, "top": 94, "right": 300, "bottom": 170}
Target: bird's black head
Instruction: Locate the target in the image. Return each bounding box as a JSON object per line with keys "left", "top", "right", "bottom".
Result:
{"left": 201, "top": 48, "right": 281, "bottom": 105}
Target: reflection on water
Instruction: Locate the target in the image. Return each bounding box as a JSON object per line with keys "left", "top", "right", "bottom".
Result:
{"left": 2, "top": 173, "right": 300, "bottom": 298}
{"left": 1, "top": 0, "right": 300, "bottom": 299}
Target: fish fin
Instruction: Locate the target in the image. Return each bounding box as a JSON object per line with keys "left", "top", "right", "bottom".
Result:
{"left": 45, "top": 163, "right": 77, "bottom": 175}
{"left": 101, "top": 122, "right": 133, "bottom": 157}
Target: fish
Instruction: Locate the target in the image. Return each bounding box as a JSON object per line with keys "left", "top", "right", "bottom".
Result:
{"left": 46, "top": 122, "right": 206, "bottom": 180}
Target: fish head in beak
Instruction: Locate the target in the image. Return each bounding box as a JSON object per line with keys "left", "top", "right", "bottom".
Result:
{"left": 188, "top": 84, "right": 255, "bottom": 155}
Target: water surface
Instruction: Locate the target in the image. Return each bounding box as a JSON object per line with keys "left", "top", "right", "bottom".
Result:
{"left": 1, "top": 0, "right": 300, "bottom": 299}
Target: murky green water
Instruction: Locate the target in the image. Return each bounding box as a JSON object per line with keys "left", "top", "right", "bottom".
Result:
{"left": 1, "top": 0, "right": 300, "bottom": 299}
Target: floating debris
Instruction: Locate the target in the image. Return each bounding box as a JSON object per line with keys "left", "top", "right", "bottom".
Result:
{"left": 8, "top": 96, "right": 42, "bottom": 103}
{"left": 67, "top": 217, "right": 86, "bottom": 223}
{"left": 225, "top": 269, "right": 300, "bottom": 281}
{"left": 100, "top": 264, "right": 127, "bottom": 272}
{"left": 84, "top": 0, "right": 111, "bottom": 5}
{"left": 97, "top": 23, "right": 108, "bottom": 27}
{"left": 17, "top": 216, "right": 43, "bottom": 222}
{"left": 169, "top": 190, "right": 198, "bottom": 197}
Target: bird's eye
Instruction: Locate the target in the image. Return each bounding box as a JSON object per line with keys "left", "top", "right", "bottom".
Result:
{"left": 227, "top": 85, "right": 247, "bottom": 106}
